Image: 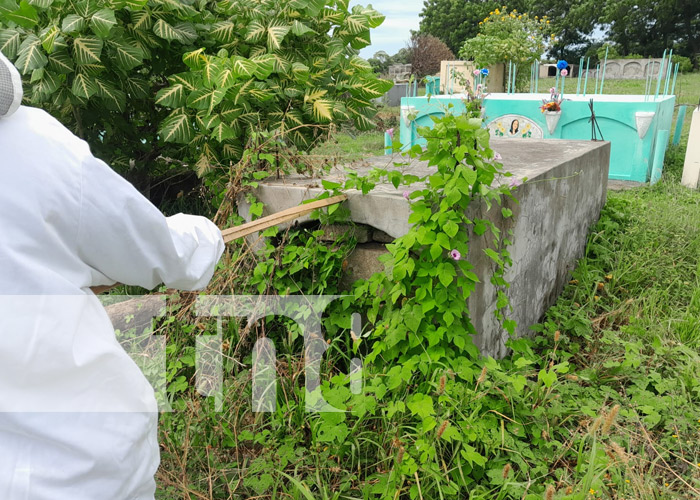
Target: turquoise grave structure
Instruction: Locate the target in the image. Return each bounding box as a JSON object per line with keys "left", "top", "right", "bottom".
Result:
{"left": 399, "top": 93, "right": 675, "bottom": 183}
{"left": 399, "top": 53, "right": 679, "bottom": 183}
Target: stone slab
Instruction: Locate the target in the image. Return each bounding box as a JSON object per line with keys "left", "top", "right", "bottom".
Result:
{"left": 239, "top": 139, "right": 611, "bottom": 358}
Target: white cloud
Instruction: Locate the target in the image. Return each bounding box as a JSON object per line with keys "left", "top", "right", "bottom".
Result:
{"left": 351, "top": 0, "right": 423, "bottom": 57}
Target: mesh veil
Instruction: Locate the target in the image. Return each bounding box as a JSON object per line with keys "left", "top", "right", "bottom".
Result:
{"left": 0, "top": 51, "right": 23, "bottom": 119}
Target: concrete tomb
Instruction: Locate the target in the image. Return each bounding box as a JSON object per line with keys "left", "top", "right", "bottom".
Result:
{"left": 239, "top": 139, "right": 611, "bottom": 358}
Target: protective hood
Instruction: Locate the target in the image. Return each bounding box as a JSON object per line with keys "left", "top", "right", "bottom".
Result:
{"left": 0, "top": 51, "right": 23, "bottom": 119}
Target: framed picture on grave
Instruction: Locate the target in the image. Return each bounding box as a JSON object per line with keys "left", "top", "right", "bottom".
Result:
{"left": 487, "top": 114, "right": 543, "bottom": 138}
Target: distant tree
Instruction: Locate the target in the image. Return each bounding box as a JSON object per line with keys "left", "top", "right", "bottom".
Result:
{"left": 367, "top": 47, "right": 412, "bottom": 75}
{"left": 460, "top": 8, "right": 553, "bottom": 90}
{"left": 530, "top": 0, "right": 597, "bottom": 61}
{"left": 408, "top": 34, "right": 455, "bottom": 78}
{"left": 602, "top": 0, "right": 700, "bottom": 64}
{"left": 419, "top": 0, "right": 530, "bottom": 55}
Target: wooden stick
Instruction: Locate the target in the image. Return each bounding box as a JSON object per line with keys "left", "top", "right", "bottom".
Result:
{"left": 221, "top": 194, "right": 347, "bottom": 242}
{"left": 91, "top": 194, "right": 347, "bottom": 295}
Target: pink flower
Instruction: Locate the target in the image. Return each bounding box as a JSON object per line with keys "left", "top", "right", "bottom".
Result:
{"left": 508, "top": 177, "right": 522, "bottom": 188}
{"left": 450, "top": 249, "right": 461, "bottom": 260}
{"left": 560, "top": 69, "right": 568, "bottom": 77}
{"left": 493, "top": 152, "right": 502, "bottom": 160}
{"left": 402, "top": 190, "right": 410, "bottom": 200}
{"left": 386, "top": 128, "right": 394, "bottom": 139}
{"left": 473, "top": 69, "right": 480, "bottom": 76}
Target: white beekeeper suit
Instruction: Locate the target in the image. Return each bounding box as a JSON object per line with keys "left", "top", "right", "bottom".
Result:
{"left": 0, "top": 52, "right": 224, "bottom": 499}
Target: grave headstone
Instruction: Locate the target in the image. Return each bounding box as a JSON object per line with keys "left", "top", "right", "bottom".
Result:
{"left": 681, "top": 107, "right": 700, "bottom": 189}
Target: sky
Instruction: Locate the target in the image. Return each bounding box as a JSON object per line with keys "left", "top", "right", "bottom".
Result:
{"left": 351, "top": 0, "right": 424, "bottom": 58}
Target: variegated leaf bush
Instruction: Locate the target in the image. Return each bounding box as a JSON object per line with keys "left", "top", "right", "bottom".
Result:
{"left": 0, "top": 0, "right": 390, "bottom": 183}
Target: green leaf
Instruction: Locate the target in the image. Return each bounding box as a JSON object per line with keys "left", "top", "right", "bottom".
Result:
{"left": 29, "top": 66, "right": 43, "bottom": 82}
{"left": 461, "top": 445, "right": 486, "bottom": 467}
{"left": 290, "top": 20, "right": 315, "bottom": 36}
{"left": 72, "top": 0, "right": 98, "bottom": 18}
{"left": 182, "top": 48, "right": 206, "bottom": 70}
{"left": 39, "top": 25, "right": 59, "bottom": 53}
{"left": 27, "top": 0, "right": 52, "bottom": 8}
{"left": 123, "top": 76, "right": 149, "bottom": 98}
{"left": 250, "top": 53, "right": 274, "bottom": 78}
{"left": 0, "top": 0, "right": 18, "bottom": 15}
{"left": 155, "top": 83, "right": 185, "bottom": 108}
{"left": 90, "top": 8, "right": 116, "bottom": 38}
{"left": 215, "top": 66, "right": 237, "bottom": 89}
{"left": 159, "top": 109, "right": 194, "bottom": 143}
{"left": 366, "top": 8, "right": 385, "bottom": 28}
{"left": 343, "top": 14, "right": 369, "bottom": 35}
{"left": 109, "top": 38, "right": 144, "bottom": 71}
{"left": 61, "top": 14, "right": 85, "bottom": 34}
{"left": 71, "top": 72, "right": 97, "bottom": 98}
{"left": 244, "top": 20, "right": 265, "bottom": 42}
{"left": 15, "top": 35, "right": 47, "bottom": 74}
{"left": 266, "top": 21, "right": 290, "bottom": 51}
{"left": 72, "top": 36, "right": 103, "bottom": 65}
{"left": 407, "top": 393, "right": 434, "bottom": 419}
{"left": 32, "top": 69, "right": 61, "bottom": 98}
{"left": 130, "top": 10, "right": 151, "bottom": 30}
{"left": 0, "top": 29, "right": 22, "bottom": 59}
{"left": 210, "top": 120, "right": 235, "bottom": 142}
{"left": 5, "top": 0, "right": 38, "bottom": 28}
{"left": 210, "top": 21, "right": 237, "bottom": 43}
{"left": 124, "top": 0, "right": 147, "bottom": 9}
{"left": 153, "top": 19, "right": 195, "bottom": 43}
{"left": 47, "top": 49, "right": 73, "bottom": 73}
{"left": 94, "top": 76, "right": 125, "bottom": 110}
{"left": 230, "top": 55, "right": 256, "bottom": 78}
{"left": 186, "top": 87, "right": 225, "bottom": 112}
{"left": 538, "top": 369, "right": 557, "bottom": 388}
{"left": 168, "top": 71, "right": 199, "bottom": 90}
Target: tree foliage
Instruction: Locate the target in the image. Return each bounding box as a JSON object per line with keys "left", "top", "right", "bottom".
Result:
{"left": 602, "top": 0, "right": 700, "bottom": 63}
{"left": 366, "top": 47, "right": 410, "bottom": 75}
{"left": 418, "top": 0, "right": 529, "bottom": 55}
{"left": 408, "top": 33, "right": 454, "bottom": 78}
{"left": 530, "top": 0, "right": 597, "bottom": 61}
{"left": 0, "top": 0, "right": 390, "bottom": 189}
{"left": 460, "top": 8, "right": 551, "bottom": 67}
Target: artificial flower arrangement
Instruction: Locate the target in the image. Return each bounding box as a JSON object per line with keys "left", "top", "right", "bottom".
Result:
{"left": 540, "top": 86, "right": 563, "bottom": 113}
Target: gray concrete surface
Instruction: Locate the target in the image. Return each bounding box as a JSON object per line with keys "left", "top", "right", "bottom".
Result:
{"left": 239, "top": 139, "right": 611, "bottom": 358}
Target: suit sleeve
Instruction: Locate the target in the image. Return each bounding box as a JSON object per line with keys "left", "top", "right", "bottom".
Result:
{"left": 76, "top": 154, "right": 224, "bottom": 291}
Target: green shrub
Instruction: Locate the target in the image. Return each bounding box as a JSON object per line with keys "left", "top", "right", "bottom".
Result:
{"left": 0, "top": 0, "right": 390, "bottom": 185}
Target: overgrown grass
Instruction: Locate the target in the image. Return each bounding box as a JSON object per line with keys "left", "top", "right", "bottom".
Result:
{"left": 150, "top": 136, "right": 700, "bottom": 498}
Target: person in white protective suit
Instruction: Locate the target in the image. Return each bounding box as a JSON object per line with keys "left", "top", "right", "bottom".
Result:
{"left": 0, "top": 52, "right": 225, "bottom": 498}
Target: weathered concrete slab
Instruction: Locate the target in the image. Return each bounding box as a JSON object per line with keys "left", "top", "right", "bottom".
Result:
{"left": 240, "top": 139, "right": 611, "bottom": 358}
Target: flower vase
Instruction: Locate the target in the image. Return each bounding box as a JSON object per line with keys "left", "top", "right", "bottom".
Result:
{"left": 544, "top": 110, "right": 562, "bottom": 135}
